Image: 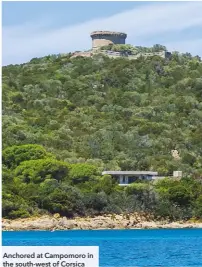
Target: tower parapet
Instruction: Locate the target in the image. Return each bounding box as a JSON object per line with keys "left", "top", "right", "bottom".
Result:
{"left": 90, "top": 31, "right": 127, "bottom": 50}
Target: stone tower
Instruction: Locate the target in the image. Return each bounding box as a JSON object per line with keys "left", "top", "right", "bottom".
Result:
{"left": 90, "top": 31, "right": 127, "bottom": 50}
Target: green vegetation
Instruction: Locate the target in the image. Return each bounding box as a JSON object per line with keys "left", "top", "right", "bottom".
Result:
{"left": 2, "top": 144, "right": 202, "bottom": 219}
{"left": 99, "top": 44, "right": 167, "bottom": 55}
{"left": 2, "top": 46, "right": 202, "bottom": 220}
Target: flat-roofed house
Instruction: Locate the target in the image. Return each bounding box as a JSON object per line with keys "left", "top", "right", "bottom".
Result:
{"left": 102, "top": 171, "right": 158, "bottom": 186}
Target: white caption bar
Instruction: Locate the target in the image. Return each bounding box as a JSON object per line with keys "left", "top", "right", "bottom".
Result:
{"left": 2, "top": 246, "right": 99, "bottom": 267}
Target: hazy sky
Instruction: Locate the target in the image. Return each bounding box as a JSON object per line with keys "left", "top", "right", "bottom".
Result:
{"left": 2, "top": 1, "right": 202, "bottom": 65}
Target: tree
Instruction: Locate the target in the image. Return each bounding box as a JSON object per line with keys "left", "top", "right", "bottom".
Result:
{"left": 41, "top": 186, "right": 85, "bottom": 217}
{"left": 194, "top": 195, "right": 202, "bottom": 218}
{"left": 84, "top": 192, "right": 108, "bottom": 214}
{"left": 14, "top": 158, "right": 70, "bottom": 184}
{"left": 3, "top": 144, "right": 54, "bottom": 169}
{"left": 168, "top": 185, "right": 192, "bottom": 206}
{"left": 69, "top": 163, "right": 98, "bottom": 184}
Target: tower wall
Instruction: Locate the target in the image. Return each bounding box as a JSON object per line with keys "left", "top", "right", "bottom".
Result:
{"left": 90, "top": 31, "right": 127, "bottom": 50}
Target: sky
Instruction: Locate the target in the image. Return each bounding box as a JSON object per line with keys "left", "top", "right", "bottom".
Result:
{"left": 2, "top": 1, "right": 202, "bottom": 66}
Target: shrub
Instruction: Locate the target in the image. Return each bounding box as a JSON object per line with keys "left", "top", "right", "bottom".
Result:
{"left": 3, "top": 144, "right": 54, "bottom": 169}
{"left": 8, "top": 209, "right": 30, "bottom": 219}
{"left": 126, "top": 182, "right": 150, "bottom": 195}
{"left": 84, "top": 192, "right": 108, "bottom": 214}
{"left": 69, "top": 163, "right": 98, "bottom": 184}
{"left": 194, "top": 195, "right": 202, "bottom": 218}
{"left": 2, "top": 191, "right": 31, "bottom": 218}
{"left": 168, "top": 185, "right": 192, "bottom": 206}
{"left": 41, "top": 186, "right": 85, "bottom": 217}
{"left": 93, "top": 174, "right": 117, "bottom": 194}
{"left": 15, "top": 158, "right": 70, "bottom": 183}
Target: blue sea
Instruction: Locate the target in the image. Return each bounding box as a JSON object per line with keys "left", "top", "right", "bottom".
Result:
{"left": 2, "top": 229, "right": 202, "bottom": 266}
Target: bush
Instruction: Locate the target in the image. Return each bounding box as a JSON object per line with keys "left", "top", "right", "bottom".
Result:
{"left": 93, "top": 174, "right": 117, "bottom": 194}
{"left": 2, "top": 165, "right": 13, "bottom": 184}
{"left": 168, "top": 185, "right": 192, "bottom": 206}
{"left": 126, "top": 182, "right": 150, "bottom": 195}
{"left": 3, "top": 144, "right": 54, "bottom": 169}
{"left": 84, "top": 192, "right": 108, "bottom": 214}
{"left": 8, "top": 209, "right": 30, "bottom": 219}
{"left": 41, "top": 186, "right": 85, "bottom": 217}
{"left": 194, "top": 195, "right": 202, "bottom": 218}
{"left": 69, "top": 163, "right": 98, "bottom": 184}
{"left": 2, "top": 191, "right": 31, "bottom": 218}
{"left": 14, "top": 158, "right": 70, "bottom": 183}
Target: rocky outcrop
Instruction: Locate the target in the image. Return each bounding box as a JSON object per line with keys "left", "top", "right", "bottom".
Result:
{"left": 171, "top": 149, "right": 181, "bottom": 160}
{"left": 2, "top": 214, "right": 202, "bottom": 231}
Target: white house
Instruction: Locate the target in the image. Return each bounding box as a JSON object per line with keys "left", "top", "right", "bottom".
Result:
{"left": 102, "top": 171, "right": 158, "bottom": 185}
{"left": 102, "top": 170, "right": 182, "bottom": 186}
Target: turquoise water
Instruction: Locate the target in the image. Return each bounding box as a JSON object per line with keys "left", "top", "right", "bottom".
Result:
{"left": 2, "top": 229, "right": 202, "bottom": 266}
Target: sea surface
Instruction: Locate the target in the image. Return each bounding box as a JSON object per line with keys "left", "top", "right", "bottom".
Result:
{"left": 2, "top": 229, "right": 202, "bottom": 267}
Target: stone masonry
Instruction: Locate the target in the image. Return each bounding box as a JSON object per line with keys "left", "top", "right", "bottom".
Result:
{"left": 90, "top": 31, "right": 127, "bottom": 50}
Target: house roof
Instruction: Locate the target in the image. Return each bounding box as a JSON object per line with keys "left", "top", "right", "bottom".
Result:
{"left": 102, "top": 171, "right": 158, "bottom": 176}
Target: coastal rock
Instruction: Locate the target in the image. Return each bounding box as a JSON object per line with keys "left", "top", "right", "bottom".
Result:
{"left": 2, "top": 214, "right": 202, "bottom": 231}
{"left": 58, "top": 217, "right": 68, "bottom": 226}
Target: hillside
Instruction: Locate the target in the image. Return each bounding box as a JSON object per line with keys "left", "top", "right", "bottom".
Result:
{"left": 3, "top": 49, "right": 202, "bottom": 175}
{"left": 2, "top": 48, "right": 202, "bottom": 220}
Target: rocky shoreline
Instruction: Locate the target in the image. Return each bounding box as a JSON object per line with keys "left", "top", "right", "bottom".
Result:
{"left": 2, "top": 213, "right": 202, "bottom": 231}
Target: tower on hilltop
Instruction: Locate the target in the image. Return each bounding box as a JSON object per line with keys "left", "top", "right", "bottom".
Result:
{"left": 90, "top": 31, "right": 127, "bottom": 50}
